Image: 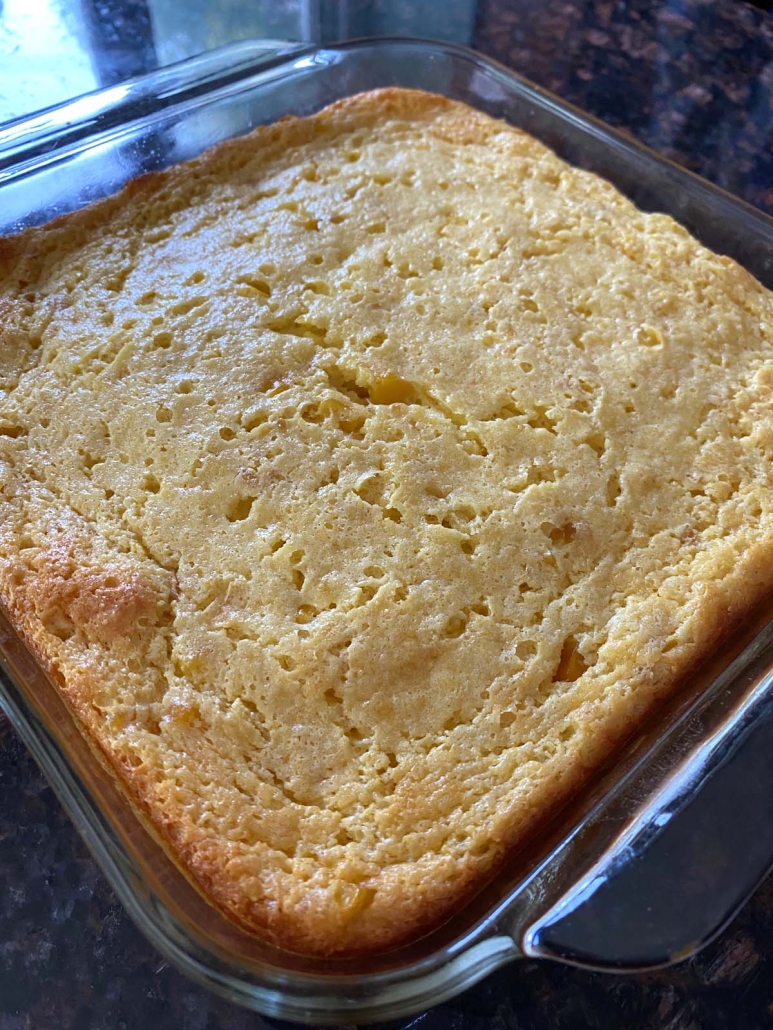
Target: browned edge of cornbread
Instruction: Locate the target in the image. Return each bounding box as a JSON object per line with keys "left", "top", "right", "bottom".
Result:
{"left": 3, "top": 550, "right": 773, "bottom": 957}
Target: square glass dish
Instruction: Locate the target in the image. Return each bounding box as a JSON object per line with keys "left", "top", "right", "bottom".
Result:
{"left": 2, "top": 37, "right": 773, "bottom": 1025}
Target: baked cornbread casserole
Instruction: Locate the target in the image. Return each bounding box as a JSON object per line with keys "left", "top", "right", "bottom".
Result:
{"left": 2, "top": 88, "right": 773, "bottom": 956}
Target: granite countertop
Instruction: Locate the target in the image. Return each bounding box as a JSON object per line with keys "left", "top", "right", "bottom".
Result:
{"left": 1, "top": 1, "right": 773, "bottom": 1028}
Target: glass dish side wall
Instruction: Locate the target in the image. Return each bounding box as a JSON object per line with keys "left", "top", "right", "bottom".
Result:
{"left": 2, "top": 39, "right": 772, "bottom": 286}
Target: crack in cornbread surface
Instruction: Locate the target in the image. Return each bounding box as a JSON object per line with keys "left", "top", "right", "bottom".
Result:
{"left": 2, "top": 89, "right": 773, "bottom": 955}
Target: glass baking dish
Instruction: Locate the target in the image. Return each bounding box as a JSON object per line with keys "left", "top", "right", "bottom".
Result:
{"left": 2, "top": 37, "right": 773, "bottom": 1025}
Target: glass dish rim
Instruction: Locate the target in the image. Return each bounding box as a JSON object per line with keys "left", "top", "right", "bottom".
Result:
{"left": 1, "top": 35, "right": 773, "bottom": 1024}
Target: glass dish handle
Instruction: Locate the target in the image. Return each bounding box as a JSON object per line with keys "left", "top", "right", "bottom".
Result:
{"left": 522, "top": 665, "right": 773, "bottom": 971}
{"left": 0, "top": 39, "right": 304, "bottom": 170}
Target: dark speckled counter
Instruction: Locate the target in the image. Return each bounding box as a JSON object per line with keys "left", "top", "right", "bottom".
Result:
{"left": 476, "top": 0, "right": 773, "bottom": 216}
{"left": 1, "top": 1, "right": 772, "bottom": 1027}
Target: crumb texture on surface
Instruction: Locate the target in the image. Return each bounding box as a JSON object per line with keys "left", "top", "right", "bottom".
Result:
{"left": 2, "top": 88, "right": 773, "bottom": 955}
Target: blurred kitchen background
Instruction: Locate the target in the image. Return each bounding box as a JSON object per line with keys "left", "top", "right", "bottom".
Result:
{"left": 0, "top": 0, "right": 481, "bottom": 123}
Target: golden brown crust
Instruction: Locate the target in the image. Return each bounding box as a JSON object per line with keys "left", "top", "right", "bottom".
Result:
{"left": 2, "top": 87, "right": 773, "bottom": 955}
